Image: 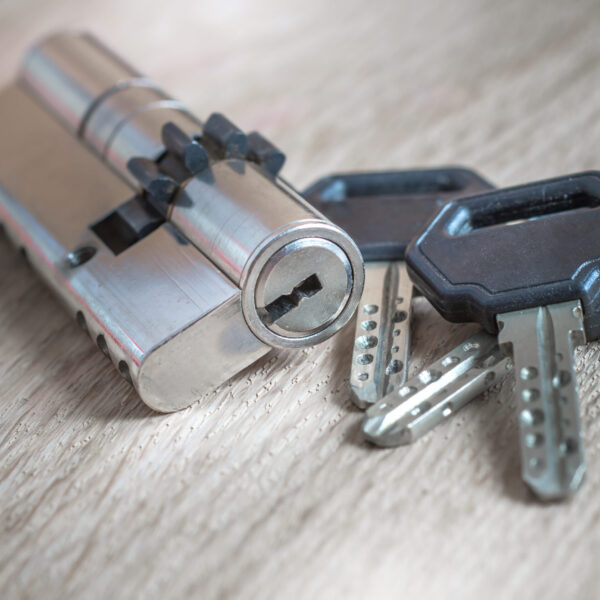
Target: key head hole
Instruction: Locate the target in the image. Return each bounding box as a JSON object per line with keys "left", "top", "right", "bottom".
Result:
{"left": 317, "top": 170, "right": 467, "bottom": 202}
{"left": 446, "top": 179, "right": 600, "bottom": 235}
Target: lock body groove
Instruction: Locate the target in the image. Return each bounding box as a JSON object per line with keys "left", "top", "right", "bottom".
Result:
{"left": 0, "top": 32, "right": 364, "bottom": 412}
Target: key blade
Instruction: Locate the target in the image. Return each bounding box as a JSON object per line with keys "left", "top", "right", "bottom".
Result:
{"left": 498, "top": 300, "right": 586, "bottom": 502}
{"left": 350, "top": 261, "right": 413, "bottom": 409}
{"left": 363, "top": 331, "right": 511, "bottom": 446}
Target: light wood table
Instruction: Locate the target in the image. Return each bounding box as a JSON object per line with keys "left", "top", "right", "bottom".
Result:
{"left": 1, "top": 1, "right": 600, "bottom": 598}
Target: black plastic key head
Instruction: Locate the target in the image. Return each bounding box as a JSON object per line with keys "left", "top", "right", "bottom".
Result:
{"left": 303, "top": 168, "right": 493, "bottom": 261}
{"left": 406, "top": 171, "right": 600, "bottom": 338}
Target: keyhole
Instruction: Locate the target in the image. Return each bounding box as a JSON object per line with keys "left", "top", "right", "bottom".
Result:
{"left": 260, "top": 273, "right": 323, "bottom": 324}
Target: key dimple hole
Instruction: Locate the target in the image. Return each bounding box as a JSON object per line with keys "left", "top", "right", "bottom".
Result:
{"left": 260, "top": 273, "right": 322, "bottom": 324}
{"left": 357, "top": 353, "right": 373, "bottom": 365}
{"left": 356, "top": 335, "right": 378, "bottom": 350}
{"left": 386, "top": 359, "right": 403, "bottom": 375}
{"left": 441, "top": 356, "right": 460, "bottom": 368}
{"left": 392, "top": 310, "right": 407, "bottom": 323}
{"left": 520, "top": 408, "right": 544, "bottom": 427}
{"left": 419, "top": 369, "right": 441, "bottom": 384}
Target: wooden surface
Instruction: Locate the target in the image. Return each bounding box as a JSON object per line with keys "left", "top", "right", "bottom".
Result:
{"left": 1, "top": 1, "right": 600, "bottom": 598}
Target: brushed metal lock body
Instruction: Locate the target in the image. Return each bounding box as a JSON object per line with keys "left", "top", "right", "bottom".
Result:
{"left": 0, "top": 32, "right": 364, "bottom": 412}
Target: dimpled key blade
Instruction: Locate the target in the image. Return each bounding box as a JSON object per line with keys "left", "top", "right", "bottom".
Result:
{"left": 406, "top": 171, "right": 600, "bottom": 500}
{"left": 304, "top": 168, "right": 493, "bottom": 409}
{"left": 363, "top": 331, "right": 512, "bottom": 445}
{"left": 351, "top": 261, "right": 413, "bottom": 408}
{"left": 497, "top": 300, "right": 586, "bottom": 501}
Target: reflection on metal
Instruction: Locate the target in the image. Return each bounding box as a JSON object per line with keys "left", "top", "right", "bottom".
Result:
{"left": 0, "top": 32, "right": 364, "bottom": 412}
{"left": 497, "top": 300, "right": 586, "bottom": 501}
{"left": 363, "top": 331, "right": 512, "bottom": 446}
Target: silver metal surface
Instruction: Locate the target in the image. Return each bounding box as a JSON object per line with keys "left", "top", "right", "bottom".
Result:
{"left": 497, "top": 300, "right": 586, "bottom": 501}
{"left": 83, "top": 84, "right": 172, "bottom": 153}
{"left": 350, "top": 261, "right": 413, "bottom": 409}
{"left": 20, "top": 32, "right": 151, "bottom": 133}
{"left": 20, "top": 31, "right": 201, "bottom": 187}
{"left": 171, "top": 161, "right": 364, "bottom": 347}
{"left": 170, "top": 161, "right": 324, "bottom": 284}
{"left": 255, "top": 238, "right": 352, "bottom": 336}
{"left": 105, "top": 104, "right": 200, "bottom": 182}
{"left": 0, "top": 33, "right": 365, "bottom": 410}
{"left": 19, "top": 31, "right": 364, "bottom": 347}
{"left": 363, "top": 331, "right": 511, "bottom": 446}
{"left": 242, "top": 221, "right": 363, "bottom": 348}
{"left": 0, "top": 85, "right": 268, "bottom": 412}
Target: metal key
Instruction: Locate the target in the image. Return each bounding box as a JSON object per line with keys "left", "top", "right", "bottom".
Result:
{"left": 304, "top": 168, "right": 492, "bottom": 408}
{"left": 406, "top": 172, "right": 600, "bottom": 500}
{"left": 363, "top": 330, "right": 512, "bottom": 445}
{"left": 497, "top": 302, "right": 585, "bottom": 500}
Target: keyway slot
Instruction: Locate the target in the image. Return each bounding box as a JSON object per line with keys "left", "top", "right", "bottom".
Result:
{"left": 260, "top": 273, "right": 323, "bottom": 324}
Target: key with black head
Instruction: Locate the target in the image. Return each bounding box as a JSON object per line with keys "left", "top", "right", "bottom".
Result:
{"left": 403, "top": 171, "right": 600, "bottom": 500}
{"left": 304, "top": 167, "right": 492, "bottom": 409}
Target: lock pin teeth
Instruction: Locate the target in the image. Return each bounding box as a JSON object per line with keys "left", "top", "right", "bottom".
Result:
{"left": 161, "top": 122, "right": 209, "bottom": 176}
{"left": 247, "top": 131, "right": 286, "bottom": 176}
{"left": 203, "top": 113, "right": 248, "bottom": 159}
{"left": 127, "top": 156, "right": 179, "bottom": 210}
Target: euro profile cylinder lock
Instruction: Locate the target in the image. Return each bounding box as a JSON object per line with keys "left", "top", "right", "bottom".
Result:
{"left": 0, "top": 32, "right": 364, "bottom": 412}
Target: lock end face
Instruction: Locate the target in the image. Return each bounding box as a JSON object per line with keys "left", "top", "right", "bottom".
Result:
{"left": 242, "top": 221, "right": 364, "bottom": 348}
{"left": 256, "top": 238, "right": 353, "bottom": 336}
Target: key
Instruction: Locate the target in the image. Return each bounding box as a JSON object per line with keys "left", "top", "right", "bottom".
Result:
{"left": 304, "top": 168, "right": 492, "bottom": 408}
{"left": 363, "top": 331, "right": 512, "bottom": 445}
{"left": 406, "top": 172, "right": 600, "bottom": 500}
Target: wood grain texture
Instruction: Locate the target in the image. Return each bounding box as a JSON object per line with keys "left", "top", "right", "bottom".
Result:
{"left": 1, "top": 1, "right": 600, "bottom": 598}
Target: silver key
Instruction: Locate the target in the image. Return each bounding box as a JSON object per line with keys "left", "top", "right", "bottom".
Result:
{"left": 363, "top": 330, "right": 512, "bottom": 445}
{"left": 497, "top": 300, "right": 586, "bottom": 501}
{"left": 350, "top": 261, "right": 414, "bottom": 409}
